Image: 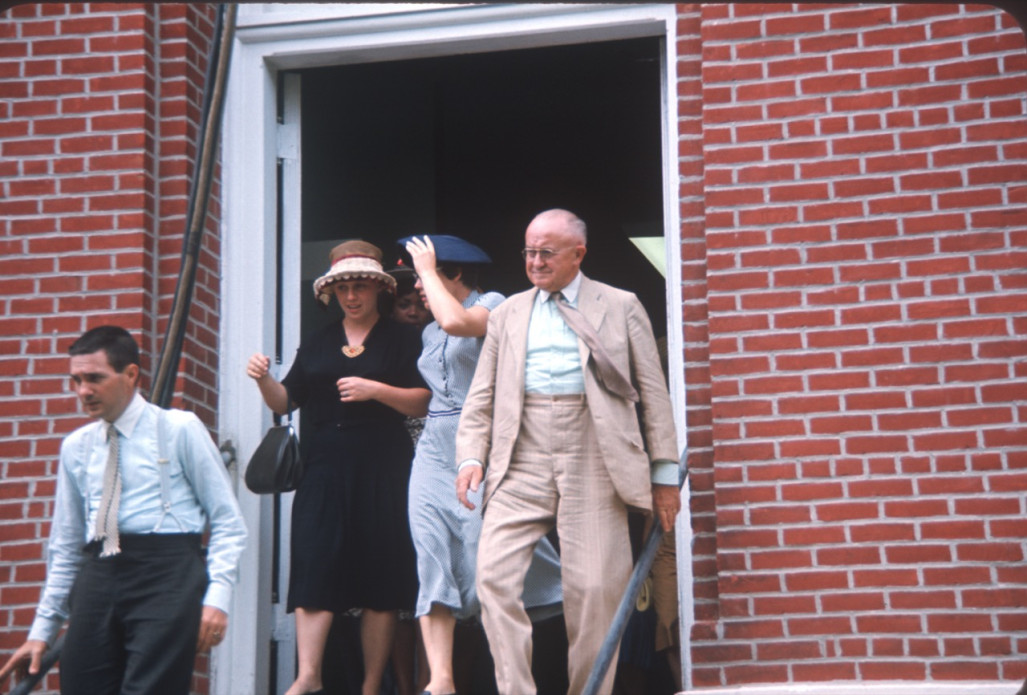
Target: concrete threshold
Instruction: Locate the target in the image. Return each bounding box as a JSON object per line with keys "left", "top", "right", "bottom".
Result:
{"left": 680, "top": 682, "right": 1019, "bottom": 695}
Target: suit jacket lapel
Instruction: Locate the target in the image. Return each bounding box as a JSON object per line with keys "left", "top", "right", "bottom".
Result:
{"left": 575, "top": 275, "right": 607, "bottom": 366}
{"left": 508, "top": 288, "right": 537, "bottom": 395}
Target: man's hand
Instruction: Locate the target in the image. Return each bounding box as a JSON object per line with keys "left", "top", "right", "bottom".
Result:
{"left": 196, "top": 606, "right": 228, "bottom": 653}
{"left": 0, "top": 639, "right": 47, "bottom": 689}
{"left": 456, "top": 464, "right": 483, "bottom": 510}
{"left": 652, "top": 483, "right": 681, "bottom": 532}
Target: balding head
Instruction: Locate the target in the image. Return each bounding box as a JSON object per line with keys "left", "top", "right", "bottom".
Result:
{"left": 523, "top": 208, "right": 587, "bottom": 293}
{"left": 529, "top": 208, "right": 587, "bottom": 245}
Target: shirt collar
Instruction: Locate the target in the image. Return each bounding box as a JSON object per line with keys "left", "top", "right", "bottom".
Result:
{"left": 110, "top": 392, "right": 146, "bottom": 437}
{"left": 537, "top": 271, "right": 583, "bottom": 305}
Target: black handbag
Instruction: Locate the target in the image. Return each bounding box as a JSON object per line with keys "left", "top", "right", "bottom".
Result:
{"left": 244, "top": 420, "right": 303, "bottom": 494}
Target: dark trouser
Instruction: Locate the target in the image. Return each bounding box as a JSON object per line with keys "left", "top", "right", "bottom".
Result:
{"left": 60, "top": 534, "right": 207, "bottom": 695}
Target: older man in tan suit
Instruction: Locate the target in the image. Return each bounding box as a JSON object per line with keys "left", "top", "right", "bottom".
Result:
{"left": 455, "top": 208, "right": 681, "bottom": 695}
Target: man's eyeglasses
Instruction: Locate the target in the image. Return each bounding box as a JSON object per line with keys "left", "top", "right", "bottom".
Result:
{"left": 521, "top": 247, "right": 570, "bottom": 261}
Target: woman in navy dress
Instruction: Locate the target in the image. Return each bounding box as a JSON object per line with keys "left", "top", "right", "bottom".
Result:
{"left": 402, "top": 235, "right": 562, "bottom": 695}
{"left": 247, "top": 240, "right": 430, "bottom": 695}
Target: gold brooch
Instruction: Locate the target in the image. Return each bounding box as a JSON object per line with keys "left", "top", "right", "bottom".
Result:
{"left": 341, "top": 345, "right": 365, "bottom": 358}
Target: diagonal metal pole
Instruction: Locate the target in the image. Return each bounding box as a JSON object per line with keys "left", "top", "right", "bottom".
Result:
{"left": 9, "top": 634, "right": 64, "bottom": 695}
{"left": 152, "top": 2, "right": 236, "bottom": 407}
{"left": 581, "top": 449, "right": 688, "bottom": 695}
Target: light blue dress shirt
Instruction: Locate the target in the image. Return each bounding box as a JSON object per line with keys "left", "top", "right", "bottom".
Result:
{"left": 29, "top": 393, "right": 247, "bottom": 645}
{"left": 525, "top": 271, "right": 585, "bottom": 394}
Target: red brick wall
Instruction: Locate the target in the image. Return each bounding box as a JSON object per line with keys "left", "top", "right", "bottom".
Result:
{"left": 684, "top": 2, "right": 1027, "bottom": 687}
{"left": 4, "top": 1, "right": 1027, "bottom": 692}
{"left": 676, "top": 0, "right": 722, "bottom": 642}
{"left": 0, "top": 3, "right": 220, "bottom": 693}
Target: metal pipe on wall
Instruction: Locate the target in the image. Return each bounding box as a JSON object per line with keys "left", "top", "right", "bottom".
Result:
{"left": 152, "top": 2, "right": 237, "bottom": 408}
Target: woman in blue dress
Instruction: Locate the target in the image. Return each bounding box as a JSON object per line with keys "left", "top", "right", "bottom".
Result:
{"left": 401, "top": 235, "right": 562, "bottom": 695}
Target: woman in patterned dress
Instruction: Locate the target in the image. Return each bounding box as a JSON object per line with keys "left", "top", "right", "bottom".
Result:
{"left": 402, "top": 235, "right": 562, "bottom": 695}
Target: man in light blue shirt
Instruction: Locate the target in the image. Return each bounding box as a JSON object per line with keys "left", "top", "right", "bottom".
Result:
{"left": 0, "top": 325, "right": 247, "bottom": 695}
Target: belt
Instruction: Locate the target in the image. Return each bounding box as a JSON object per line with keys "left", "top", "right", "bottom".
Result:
{"left": 427, "top": 407, "right": 462, "bottom": 418}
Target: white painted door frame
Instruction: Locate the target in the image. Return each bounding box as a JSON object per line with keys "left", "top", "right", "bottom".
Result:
{"left": 219, "top": 5, "right": 686, "bottom": 694}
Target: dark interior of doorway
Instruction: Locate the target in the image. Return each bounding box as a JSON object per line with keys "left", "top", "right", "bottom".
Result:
{"left": 296, "top": 36, "right": 677, "bottom": 695}
{"left": 299, "top": 35, "right": 668, "bottom": 336}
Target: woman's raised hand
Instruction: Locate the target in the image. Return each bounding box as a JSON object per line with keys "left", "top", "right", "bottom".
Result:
{"left": 246, "top": 353, "right": 271, "bottom": 381}
{"left": 247, "top": 353, "right": 291, "bottom": 414}
{"left": 405, "top": 235, "right": 437, "bottom": 278}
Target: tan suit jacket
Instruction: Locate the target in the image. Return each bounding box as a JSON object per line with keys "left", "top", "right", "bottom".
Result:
{"left": 456, "top": 274, "right": 678, "bottom": 512}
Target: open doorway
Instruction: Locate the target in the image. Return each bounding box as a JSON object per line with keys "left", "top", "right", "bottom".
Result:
{"left": 297, "top": 35, "right": 668, "bottom": 328}
{"left": 221, "top": 7, "right": 686, "bottom": 694}
{"left": 290, "top": 35, "right": 676, "bottom": 695}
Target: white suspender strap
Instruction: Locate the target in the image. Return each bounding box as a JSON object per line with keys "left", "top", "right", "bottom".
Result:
{"left": 152, "top": 405, "right": 186, "bottom": 532}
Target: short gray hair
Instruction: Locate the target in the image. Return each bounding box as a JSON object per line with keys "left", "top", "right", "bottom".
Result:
{"left": 532, "top": 208, "right": 587, "bottom": 244}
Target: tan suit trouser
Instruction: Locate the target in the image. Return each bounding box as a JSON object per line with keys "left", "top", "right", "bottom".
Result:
{"left": 477, "top": 394, "right": 631, "bottom": 695}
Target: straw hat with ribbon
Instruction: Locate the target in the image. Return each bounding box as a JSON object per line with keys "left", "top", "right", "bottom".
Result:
{"left": 313, "top": 240, "right": 396, "bottom": 306}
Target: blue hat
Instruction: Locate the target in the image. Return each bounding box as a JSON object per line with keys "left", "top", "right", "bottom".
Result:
{"left": 398, "top": 235, "right": 491, "bottom": 265}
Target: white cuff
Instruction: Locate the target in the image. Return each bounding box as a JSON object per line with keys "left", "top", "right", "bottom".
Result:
{"left": 458, "top": 459, "right": 484, "bottom": 472}
{"left": 650, "top": 459, "right": 680, "bottom": 486}
{"left": 203, "top": 582, "right": 233, "bottom": 616}
{"left": 27, "top": 615, "right": 62, "bottom": 647}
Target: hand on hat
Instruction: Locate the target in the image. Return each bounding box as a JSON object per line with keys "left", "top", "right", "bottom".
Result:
{"left": 405, "top": 235, "right": 438, "bottom": 279}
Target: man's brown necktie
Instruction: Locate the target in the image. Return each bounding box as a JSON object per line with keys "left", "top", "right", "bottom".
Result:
{"left": 93, "top": 423, "right": 122, "bottom": 557}
{"left": 553, "top": 292, "right": 639, "bottom": 402}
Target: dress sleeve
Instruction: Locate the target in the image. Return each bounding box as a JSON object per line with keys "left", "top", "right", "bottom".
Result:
{"left": 475, "top": 291, "right": 505, "bottom": 313}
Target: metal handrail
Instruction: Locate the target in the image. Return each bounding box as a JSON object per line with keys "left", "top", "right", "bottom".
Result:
{"left": 9, "top": 635, "right": 63, "bottom": 695}
{"left": 582, "top": 451, "right": 688, "bottom": 695}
